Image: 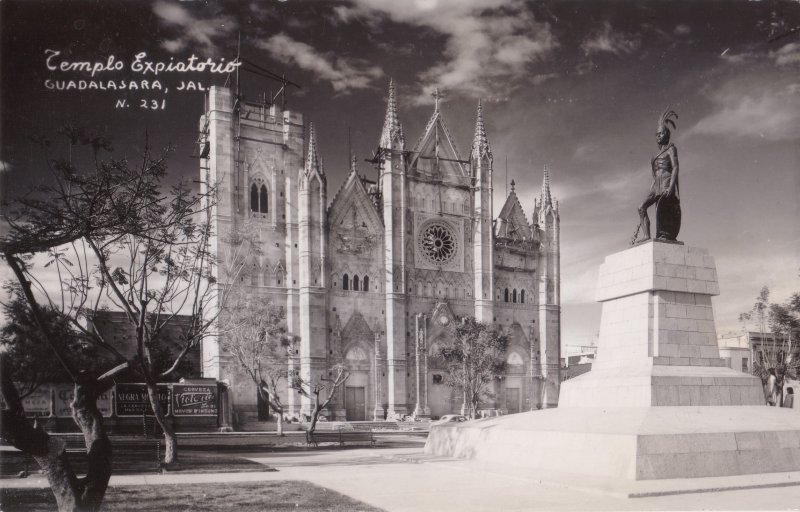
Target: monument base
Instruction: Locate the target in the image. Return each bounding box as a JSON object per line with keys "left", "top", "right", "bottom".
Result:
{"left": 426, "top": 241, "right": 800, "bottom": 483}
{"left": 425, "top": 406, "right": 800, "bottom": 480}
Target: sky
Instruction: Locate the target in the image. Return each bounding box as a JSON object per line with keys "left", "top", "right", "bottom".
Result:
{"left": 1, "top": 0, "right": 799, "bottom": 346}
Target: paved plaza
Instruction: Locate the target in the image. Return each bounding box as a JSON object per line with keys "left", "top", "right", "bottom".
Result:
{"left": 3, "top": 445, "right": 800, "bottom": 511}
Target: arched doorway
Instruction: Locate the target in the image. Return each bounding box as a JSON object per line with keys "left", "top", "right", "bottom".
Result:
{"left": 505, "top": 351, "right": 525, "bottom": 414}
{"left": 427, "top": 338, "right": 458, "bottom": 418}
{"left": 344, "top": 345, "right": 369, "bottom": 421}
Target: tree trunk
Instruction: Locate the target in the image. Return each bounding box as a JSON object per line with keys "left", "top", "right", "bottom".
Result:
{"left": 1, "top": 373, "right": 112, "bottom": 511}
{"left": 145, "top": 383, "right": 177, "bottom": 465}
{"left": 309, "top": 394, "right": 321, "bottom": 433}
{"left": 276, "top": 412, "right": 284, "bottom": 436}
{"left": 70, "top": 379, "right": 113, "bottom": 510}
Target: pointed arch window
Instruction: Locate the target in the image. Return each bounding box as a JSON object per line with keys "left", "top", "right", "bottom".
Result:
{"left": 353, "top": 275, "right": 360, "bottom": 291}
{"left": 520, "top": 289, "right": 525, "bottom": 303}
{"left": 363, "top": 275, "right": 370, "bottom": 292}
{"left": 259, "top": 185, "right": 268, "bottom": 213}
{"left": 343, "top": 273, "right": 350, "bottom": 291}
{"left": 504, "top": 288, "right": 509, "bottom": 303}
{"left": 250, "top": 181, "right": 269, "bottom": 215}
{"left": 250, "top": 184, "right": 259, "bottom": 212}
{"left": 512, "top": 289, "right": 517, "bottom": 303}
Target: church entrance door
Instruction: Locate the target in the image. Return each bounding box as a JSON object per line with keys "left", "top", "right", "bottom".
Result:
{"left": 506, "top": 387, "right": 520, "bottom": 414}
{"left": 345, "top": 386, "right": 366, "bottom": 421}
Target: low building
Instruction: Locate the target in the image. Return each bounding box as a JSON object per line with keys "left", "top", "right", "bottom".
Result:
{"left": 717, "top": 330, "right": 800, "bottom": 374}
{"left": 86, "top": 310, "right": 202, "bottom": 379}
{"left": 561, "top": 344, "right": 597, "bottom": 382}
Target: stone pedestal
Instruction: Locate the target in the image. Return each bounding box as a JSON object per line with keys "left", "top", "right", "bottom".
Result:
{"left": 426, "top": 241, "right": 800, "bottom": 481}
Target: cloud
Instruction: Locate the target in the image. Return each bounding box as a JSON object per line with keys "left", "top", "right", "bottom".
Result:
{"left": 690, "top": 82, "right": 800, "bottom": 141}
{"left": 257, "top": 34, "right": 383, "bottom": 93}
{"left": 531, "top": 73, "right": 558, "bottom": 85}
{"left": 152, "top": 1, "right": 237, "bottom": 55}
{"left": 341, "top": 0, "right": 557, "bottom": 102}
{"left": 674, "top": 24, "right": 691, "bottom": 36}
{"left": 719, "top": 49, "right": 757, "bottom": 65}
{"left": 581, "top": 21, "right": 640, "bottom": 56}
{"left": 771, "top": 42, "right": 800, "bottom": 66}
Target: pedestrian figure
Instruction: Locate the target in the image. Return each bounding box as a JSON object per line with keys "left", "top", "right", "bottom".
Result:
{"left": 766, "top": 368, "right": 778, "bottom": 406}
{"left": 783, "top": 387, "right": 794, "bottom": 409}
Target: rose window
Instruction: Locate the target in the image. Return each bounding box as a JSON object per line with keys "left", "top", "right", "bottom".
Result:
{"left": 419, "top": 222, "right": 456, "bottom": 265}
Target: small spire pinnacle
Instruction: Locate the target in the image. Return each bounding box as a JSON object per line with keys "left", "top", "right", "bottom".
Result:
{"left": 541, "top": 164, "right": 553, "bottom": 207}
{"left": 380, "top": 78, "right": 404, "bottom": 149}
{"left": 305, "top": 122, "right": 319, "bottom": 174}
{"left": 432, "top": 88, "right": 443, "bottom": 113}
{"left": 351, "top": 154, "right": 358, "bottom": 173}
{"left": 510, "top": 179, "right": 515, "bottom": 193}
{"left": 471, "top": 98, "right": 491, "bottom": 158}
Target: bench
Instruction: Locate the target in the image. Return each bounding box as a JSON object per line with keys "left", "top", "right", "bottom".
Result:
{"left": 306, "top": 428, "right": 375, "bottom": 448}
{"left": 53, "top": 435, "right": 162, "bottom": 471}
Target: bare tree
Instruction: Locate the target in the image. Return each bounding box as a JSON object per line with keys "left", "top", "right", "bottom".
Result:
{"left": 1, "top": 128, "right": 234, "bottom": 475}
{"left": 1, "top": 352, "right": 114, "bottom": 512}
{"left": 291, "top": 364, "right": 349, "bottom": 433}
{"left": 221, "top": 297, "right": 292, "bottom": 435}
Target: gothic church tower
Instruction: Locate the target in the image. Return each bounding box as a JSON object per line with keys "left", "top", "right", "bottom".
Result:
{"left": 534, "top": 166, "right": 561, "bottom": 407}
{"left": 471, "top": 100, "right": 494, "bottom": 322}
{"left": 379, "top": 79, "right": 409, "bottom": 417}
{"left": 297, "top": 124, "right": 328, "bottom": 415}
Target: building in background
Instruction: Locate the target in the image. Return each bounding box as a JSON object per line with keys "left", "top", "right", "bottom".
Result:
{"left": 561, "top": 343, "right": 597, "bottom": 381}
{"left": 87, "top": 311, "right": 202, "bottom": 379}
{"left": 200, "top": 82, "right": 561, "bottom": 425}
{"left": 717, "top": 330, "right": 800, "bottom": 374}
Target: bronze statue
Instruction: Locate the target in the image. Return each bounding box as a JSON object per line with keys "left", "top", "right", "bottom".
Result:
{"left": 636, "top": 109, "right": 680, "bottom": 242}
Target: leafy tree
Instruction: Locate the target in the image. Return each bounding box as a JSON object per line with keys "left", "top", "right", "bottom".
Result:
{"left": 0, "top": 286, "right": 113, "bottom": 398}
{"left": 433, "top": 317, "right": 509, "bottom": 419}
{"left": 741, "top": 287, "right": 800, "bottom": 406}
{"left": 221, "top": 298, "right": 292, "bottom": 435}
{"left": 767, "top": 292, "right": 800, "bottom": 406}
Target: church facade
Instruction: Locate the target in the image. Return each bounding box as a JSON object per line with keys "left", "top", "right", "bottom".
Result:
{"left": 200, "top": 82, "right": 561, "bottom": 425}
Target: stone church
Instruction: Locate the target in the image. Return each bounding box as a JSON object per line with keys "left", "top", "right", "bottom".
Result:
{"left": 199, "top": 81, "right": 561, "bottom": 425}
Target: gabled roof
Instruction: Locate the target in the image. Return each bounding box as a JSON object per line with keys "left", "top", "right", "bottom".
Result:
{"left": 327, "top": 167, "right": 383, "bottom": 229}
{"left": 408, "top": 100, "right": 469, "bottom": 187}
{"left": 496, "top": 181, "right": 533, "bottom": 241}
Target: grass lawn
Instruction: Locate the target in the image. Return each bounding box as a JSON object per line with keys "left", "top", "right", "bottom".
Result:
{"left": 0, "top": 448, "right": 270, "bottom": 477}
{"left": 1, "top": 480, "right": 384, "bottom": 511}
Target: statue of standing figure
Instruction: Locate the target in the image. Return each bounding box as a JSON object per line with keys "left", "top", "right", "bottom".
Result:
{"left": 636, "top": 109, "right": 681, "bottom": 242}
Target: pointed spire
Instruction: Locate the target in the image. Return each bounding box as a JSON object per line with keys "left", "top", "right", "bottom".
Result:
{"left": 471, "top": 99, "right": 491, "bottom": 159}
{"left": 350, "top": 154, "right": 358, "bottom": 173}
{"left": 379, "top": 78, "right": 404, "bottom": 149}
{"left": 510, "top": 179, "right": 516, "bottom": 193}
{"left": 541, "top": 164, "right": 553, "bottom": 208}
{"left": 305, "top": 122, "right": 320, "bottom": 175}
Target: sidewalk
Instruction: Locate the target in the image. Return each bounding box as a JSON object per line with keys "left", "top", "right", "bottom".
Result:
{"left": 4, "top": 447, "right": 800, "bottom": 511}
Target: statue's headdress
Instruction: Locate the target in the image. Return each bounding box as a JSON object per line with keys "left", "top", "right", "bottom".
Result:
{"left": 658, "top": 108, "right": 678, "bottom": 133}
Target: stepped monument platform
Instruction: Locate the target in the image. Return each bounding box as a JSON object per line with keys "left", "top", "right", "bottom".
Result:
{"left": 425, "top": 240, "right": 800, "bottom": 482}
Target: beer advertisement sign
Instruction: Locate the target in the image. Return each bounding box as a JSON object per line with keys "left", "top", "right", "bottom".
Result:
{"left": 55, "top": 385, "right": 112, "bottom": 418}
{"left": 115, "top": 383, "right": 171, "bottom": 417}
{"left": 172, "top": 384, "right": 218, "bottom": 417}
